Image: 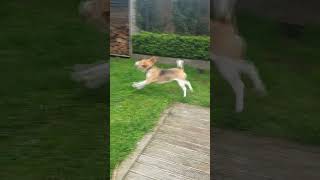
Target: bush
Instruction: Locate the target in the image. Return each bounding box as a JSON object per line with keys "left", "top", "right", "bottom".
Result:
{"left": 132, "top": 31, "right": 210, "bottom": 60}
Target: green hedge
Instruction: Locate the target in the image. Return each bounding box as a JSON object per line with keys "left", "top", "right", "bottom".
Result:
{"left": 132, "top": 32, "right": 210, "bottom": 60}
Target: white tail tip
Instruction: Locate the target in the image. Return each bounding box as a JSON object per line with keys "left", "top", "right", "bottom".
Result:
{"left": 177, "top": 59, "right": 184, "bottom": 69}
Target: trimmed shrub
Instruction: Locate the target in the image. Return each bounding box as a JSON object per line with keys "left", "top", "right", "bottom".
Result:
{"left": 132, "top": 31, "right": 210, "bottom": 60}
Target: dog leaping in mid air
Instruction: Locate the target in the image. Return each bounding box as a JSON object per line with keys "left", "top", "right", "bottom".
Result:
{"left": 132, "top": 56, "right": 193, "bottom": 97}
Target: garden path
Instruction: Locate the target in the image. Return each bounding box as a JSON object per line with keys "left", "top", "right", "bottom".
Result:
{"left": 213, "top": 128, "right": 320, "bottom": 180}
{"left": 112, "top": 103, "right": 320, "bottom": 180}
{"left": 112, "top": 103, "right": 210, "bottom": 180}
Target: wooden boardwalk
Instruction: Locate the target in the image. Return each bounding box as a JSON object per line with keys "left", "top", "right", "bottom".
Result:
{"left": 213, "top": 129, "right": 320, "bottom": 180}
{"left": 112, "top": 103, "right": 210, "bottom": 180}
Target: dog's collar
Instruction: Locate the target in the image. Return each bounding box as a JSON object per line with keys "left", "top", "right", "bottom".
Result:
{"left": 145, "top": 66, "right": 153, "bottom": 73}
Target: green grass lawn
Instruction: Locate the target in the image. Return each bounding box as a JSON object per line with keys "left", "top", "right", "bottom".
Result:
{"left": 213, "top": 13, "right": 320, "bottom": 145}
{"left": 110, "top": 58, "right": 210, "bottom": 171}
{"left": 1, "top": 0, "right": 108, "bottom": 179}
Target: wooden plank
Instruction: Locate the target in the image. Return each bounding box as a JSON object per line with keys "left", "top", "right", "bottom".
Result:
{"left": 172, "top": 107, "right": 210, "bottom": 116}
{"left": 146, "top": 140, "right": 210, "bottom": 163}
{"left": 165, "top": 116, "right": 210, "bottom": 130}
{"left": 125, "top": 172, "right": 154, "bottom": 180}
{"left": 137, "top": 154, "right": 210, "bottom": 179}
{"left": 164, "top": 119, "right": 210, "bottom": 135}
{"left": 170, "top": 108, "right": 210, "bottom": 120}
{"left": 142, "top": 146, "right": 210, "bottom": 173}
{"left": 174, "top": 103, "right": 209, "bottom": 110}
{"left": 157, "top": 126, "right": 210, "bottom": 145}
{"left": 130, "top": 162, "right": 189, "bottom": 180}
{"left": 161, "top": 123, "right": 209, "bottom": 137}
{"left": 171, "top": 104, "right": 210, "bottom": 116}
{"left": 156, "top": 130, "right": 209, "bottom": 147}
{"left": 153, "top": 133, "right": 210, "bottom": 155}
{"left": 167, "top": 113, "right": 210, "bottom": 124}
{"left": 159, "top": 125, "right": 210, "bottom": 142}
{"left": 162, "top": 122, "right": 210, "bottom": 136}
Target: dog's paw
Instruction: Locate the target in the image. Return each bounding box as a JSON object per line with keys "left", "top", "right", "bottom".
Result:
{"left": 132, "top": 82, "right": 144, "bottom": 89}
{"left": 235, "top": 106, "right": 244, "bottom": 113}
{"left": 136, "top": 84, "right": 145, "bottom": 89}
{"left": 132, "top": 82, "right": 138, "bottom": 88}
{"left": 256, "top": 87, "right": 267, "bottom": 97}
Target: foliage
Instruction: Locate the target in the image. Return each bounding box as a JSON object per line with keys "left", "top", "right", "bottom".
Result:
{"left": 132, "top": 31, "right": 210, "bottom": 60}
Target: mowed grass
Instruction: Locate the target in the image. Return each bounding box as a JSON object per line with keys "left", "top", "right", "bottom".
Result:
{"left": 0, "top": 0, "right": 108, "bottom": 179}
{"left": 212, "top": 13, "right": 320, "bottom": 145}
{"left": 110, "top": 58, "right": 210, "bottom": 171}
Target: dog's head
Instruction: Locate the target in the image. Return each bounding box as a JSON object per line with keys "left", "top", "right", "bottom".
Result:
{"left": 135, "top": 56, "right": 158, "bottom": 71}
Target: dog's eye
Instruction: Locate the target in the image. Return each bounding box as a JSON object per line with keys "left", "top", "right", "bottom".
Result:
{"left": 142, "top": 65, "right": 147, "bottom": 68}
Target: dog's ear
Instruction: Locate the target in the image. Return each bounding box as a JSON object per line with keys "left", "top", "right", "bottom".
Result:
{"left": 149, "top": 56, "right": 158, "bottom": 63}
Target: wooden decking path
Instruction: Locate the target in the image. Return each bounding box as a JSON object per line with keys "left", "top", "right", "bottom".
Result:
{"left": 112, "top": 103, "right": 210, "bottom": 180}
{"left": 213, "top": 129, "right": 320, "bottom": 180}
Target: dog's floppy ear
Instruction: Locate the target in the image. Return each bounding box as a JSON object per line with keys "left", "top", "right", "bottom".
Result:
{"left": 149, "top": 56, "right": 158, "bottom": 63}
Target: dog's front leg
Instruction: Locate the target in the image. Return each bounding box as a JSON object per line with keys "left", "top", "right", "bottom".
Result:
{"left": 132, "top": 80, "right": 148, "bottom": 89}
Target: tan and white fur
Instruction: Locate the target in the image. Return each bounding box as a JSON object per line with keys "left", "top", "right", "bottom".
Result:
{"left": 212, "top": 0, "right": 266, "bottom": 112}
{"left": 132, "top": 56, "right": 193, "bottom": 97}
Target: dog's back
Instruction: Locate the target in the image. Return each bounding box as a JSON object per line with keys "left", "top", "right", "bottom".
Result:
{"left": 156, "top": 60, "right": 185, "bottom": 82}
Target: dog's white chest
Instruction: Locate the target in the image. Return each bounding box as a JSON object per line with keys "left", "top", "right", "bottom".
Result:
{"left": 146, "top": 71, "right": 152, "bottom": 78}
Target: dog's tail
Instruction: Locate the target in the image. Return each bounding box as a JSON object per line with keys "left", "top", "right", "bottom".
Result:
{"left": 176, "top": 59, "right": 184, "bottom": 70}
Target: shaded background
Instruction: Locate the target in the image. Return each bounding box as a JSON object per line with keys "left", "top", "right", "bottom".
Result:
{"left": 0, "top": 0, "right": 108, "bottom": 179}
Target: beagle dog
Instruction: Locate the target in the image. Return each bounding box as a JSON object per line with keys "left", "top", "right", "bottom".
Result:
{"left": 132, "top": 57, "right": 193, "bottom": 97}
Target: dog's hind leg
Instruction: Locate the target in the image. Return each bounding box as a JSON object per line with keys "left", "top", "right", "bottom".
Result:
{"left": 185, "top": 80, "right": 193, "bottom": 92}
{"left": 177, "top": 80, "right": 187, "bottom": 97}
{"left": 225, "top": 73, "right": 244, "bottom": 112}
{"left": 213, "top": 56, "right": 244, "bottom": 112}
{"left": 240, "top": 61, "right": 267, "bottom": 96}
